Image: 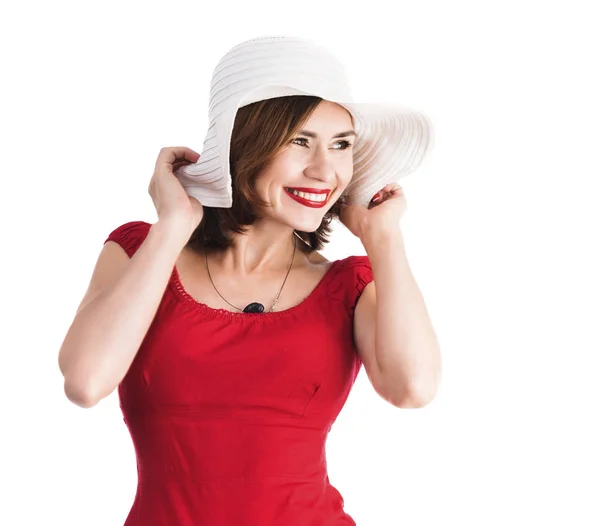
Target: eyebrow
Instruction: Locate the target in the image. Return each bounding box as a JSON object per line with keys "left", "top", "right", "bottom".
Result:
{"left": 298, "top": 129, "right": 357, "bottom": 139}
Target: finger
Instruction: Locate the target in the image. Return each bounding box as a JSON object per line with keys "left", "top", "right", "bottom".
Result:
{"left": 172, "top": 158, "right": 195, "bottom": 171}
{"left": 156, "top": 146, "right": 200, "bottom": 168}
{"left": 387, "top": 183, "right": 403, "bottom": 194}
{"left": 371, "top": 191, "right": 383, "bottom": 203}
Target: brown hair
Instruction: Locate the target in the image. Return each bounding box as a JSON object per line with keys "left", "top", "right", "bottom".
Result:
{"left": 186, "top": 95, "right": 345, "bottom": 255}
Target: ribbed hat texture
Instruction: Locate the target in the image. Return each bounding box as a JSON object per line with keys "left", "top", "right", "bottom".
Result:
{"left": 175, "top": 36, "right": 434, "bottom": 208}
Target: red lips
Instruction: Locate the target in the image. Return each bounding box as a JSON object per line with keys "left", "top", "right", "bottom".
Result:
{"left": 284, "top": 187, "right": 330, "bottom": 208}
{"left": 287, "top": 187, "right": 330, "bottom": 194}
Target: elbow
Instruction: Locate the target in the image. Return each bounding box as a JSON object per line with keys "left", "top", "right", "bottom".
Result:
{"left": 393, "top": 389, "right": 436, "bottom": 409}
{"left": 63, "top": 378, "right": 99, "bottom": 408}
{"left": 393, "top": 350, "right": 442, "bottom": 408}
{"left": 390, "top": 378, "right": 440, "bottom": 409}
{"left": 59, "top": 346, "right": 101, "bottom": 408}
{"left": 61, "top": 359, "right": 101, "bottom": 408}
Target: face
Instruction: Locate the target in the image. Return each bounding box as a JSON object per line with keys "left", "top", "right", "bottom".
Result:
{"left": 253, "top": 100, "right": 355, "bottom": 232}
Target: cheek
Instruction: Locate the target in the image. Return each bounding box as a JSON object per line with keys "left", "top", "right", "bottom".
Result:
{"left": 340, "top": 157, "right": 354, "bottom": 182}
{"left": 278, "top": 155, "right": 305, "bottom": 174}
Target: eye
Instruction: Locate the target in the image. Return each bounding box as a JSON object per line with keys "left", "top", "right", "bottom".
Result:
{"left": 291, "top": 137, "right": 309, "bottom": 147}
{"left": 333, "top": 140, "right": 353, "bottom": 151}
{"left": 291, "top": 137, "right": 353, "bottom": 150}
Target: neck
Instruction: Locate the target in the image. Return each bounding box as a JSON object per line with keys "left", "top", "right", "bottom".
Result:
{"left": 207, "top": 229, "right": 300, "bottom": 276}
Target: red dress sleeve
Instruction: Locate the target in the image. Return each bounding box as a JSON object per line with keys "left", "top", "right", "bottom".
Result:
{"left": 347, "top": 255, "right": 374, "bottom": 316}
{"left": 104, "top": 220, "right": 152, "bottom": 258}
{"left": 327, "top": 255, "right": 374, "bottom": 318}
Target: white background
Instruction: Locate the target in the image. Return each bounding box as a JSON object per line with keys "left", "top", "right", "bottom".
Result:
{"left": 2, "top": 1, "right": 599, "bottom": 525}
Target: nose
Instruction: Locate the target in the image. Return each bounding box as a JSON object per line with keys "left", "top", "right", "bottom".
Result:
{"left": 303, "top": 145, "right": 336, "bottom": 183}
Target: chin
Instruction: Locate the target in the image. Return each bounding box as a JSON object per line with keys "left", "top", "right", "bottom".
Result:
{"left": 283, "top": 213, "right": 326, "bottom": 233}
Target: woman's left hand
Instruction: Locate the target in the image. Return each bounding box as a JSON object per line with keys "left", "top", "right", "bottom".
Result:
{"left": 338, "top": 183, "right": 407, "bottom": 239}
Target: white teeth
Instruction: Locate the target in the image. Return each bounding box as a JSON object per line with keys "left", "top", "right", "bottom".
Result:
{"left": 287, "top": 189, "right": 327, "bottom": 202}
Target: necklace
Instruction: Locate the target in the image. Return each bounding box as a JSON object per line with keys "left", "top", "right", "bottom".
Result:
{"left": 204, "top": 234, "right": 297, "bottom": 313}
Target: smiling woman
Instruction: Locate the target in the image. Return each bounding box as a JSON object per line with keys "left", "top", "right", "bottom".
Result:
{"left": 57, "top": 34, "right": 438, "bottom": 526}
{"left": 189, "top": 95, "right": 351, "bottom": 254}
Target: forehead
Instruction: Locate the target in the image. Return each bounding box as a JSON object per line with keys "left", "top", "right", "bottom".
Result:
{"left": 306, "top": 100, "right": 354, "bottom": 127}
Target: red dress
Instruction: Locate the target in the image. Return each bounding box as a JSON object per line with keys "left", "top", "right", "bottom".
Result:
{"left": 105, "top": 221, "right": 374, "bottom": 526}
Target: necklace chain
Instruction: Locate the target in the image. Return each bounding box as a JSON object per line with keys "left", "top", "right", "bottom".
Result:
{"left": 205, "top": 234, "right": 297, "bottom": 313}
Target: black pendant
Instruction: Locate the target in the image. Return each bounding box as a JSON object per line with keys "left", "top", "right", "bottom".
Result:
{"left": 243, "top": 302, "right": 265, "bottom": 314}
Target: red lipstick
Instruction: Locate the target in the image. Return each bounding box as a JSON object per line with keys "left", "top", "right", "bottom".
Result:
{"left": 287, "top": 187, "right": 330, "bottom": 193}
{"left": 284, "top": 187, "right": 331, "bottom": 209}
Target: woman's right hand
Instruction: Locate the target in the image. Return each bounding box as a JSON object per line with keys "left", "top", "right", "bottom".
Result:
{"left": 148, "top": 146, "right": 204, "bottom": 241}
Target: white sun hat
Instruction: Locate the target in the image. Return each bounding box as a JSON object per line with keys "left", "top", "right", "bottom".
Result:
{"left": 174, "top": 35, "right": 434, "bottom": 208}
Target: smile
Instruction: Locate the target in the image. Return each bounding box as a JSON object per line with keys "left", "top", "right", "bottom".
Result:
{"left": 284, "top": 187, "right": 331, "bottom": 208}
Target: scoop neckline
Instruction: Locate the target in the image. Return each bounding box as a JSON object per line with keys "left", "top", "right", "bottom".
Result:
{"left": 168, "top": 257, "right": 343, "bottom": 322}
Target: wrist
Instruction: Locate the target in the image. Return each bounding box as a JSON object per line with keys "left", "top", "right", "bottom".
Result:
{"left": 359, "top": 223, "right": 403, "bottom": 249}
{"left": 151, "top": 219, "right": 191, "bottom": 251}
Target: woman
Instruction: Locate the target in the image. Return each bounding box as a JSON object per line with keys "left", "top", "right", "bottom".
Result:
{"left": 58, "top": 37, "right": 441, "bottom": 525}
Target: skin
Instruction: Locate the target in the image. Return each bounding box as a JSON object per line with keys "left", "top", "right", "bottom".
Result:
{"left": 58, "top": 100, "right": 440, "bottom": 409}
{"left": 202, "top": 100, "right": 355, "bottom": 276}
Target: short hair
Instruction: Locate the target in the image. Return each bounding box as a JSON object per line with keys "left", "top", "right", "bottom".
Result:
{"left": 186, "top": 96, "right": 346, "bottom": 255}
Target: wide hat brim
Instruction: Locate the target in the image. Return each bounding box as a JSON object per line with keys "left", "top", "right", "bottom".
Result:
{"left": 175, "top": 88, "right": 434, "bottom": 208}
{"left": 174, "top": 37, "right": 434, "bottom": 208}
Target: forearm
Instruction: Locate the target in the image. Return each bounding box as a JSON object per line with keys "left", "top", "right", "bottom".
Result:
{"left": 361, "top": 227, "right": 441, "bottom": 406}
{"left": 60, "top": 221, "right": 185, "bottom": 406}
